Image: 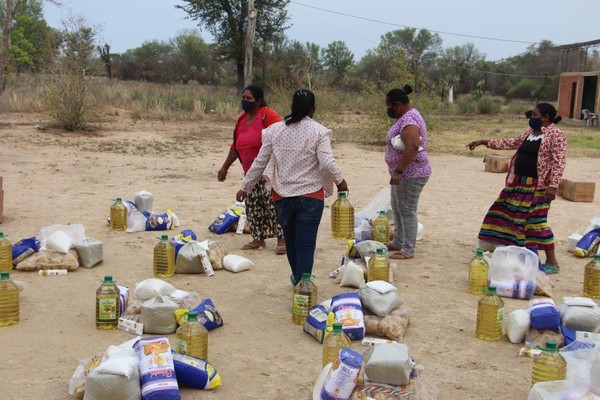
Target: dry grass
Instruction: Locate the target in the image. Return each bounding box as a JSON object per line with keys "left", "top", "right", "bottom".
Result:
{"left": 1, "top": 76, "right": 599, "bottom": 157}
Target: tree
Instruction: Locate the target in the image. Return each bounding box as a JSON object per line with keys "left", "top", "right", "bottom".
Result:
{"left": 177, "top": 0, "right": 289, "bottom": 90}
{"left": 379, "top": 28, "right": 442, "bottom": 91}
{"left": 170, "top": 29, "right": 209, "bottom": 83}
{"left": 356, "top": 34, "right": 410, "bottom": 90}
{"left": 96, "top": 43, "right": 111, "bottom": 79}
{"left": 437, "top": 42, "right": 486, "bottom": 94}
{"left": 41, "top": 16, "right": 99, "bottom": 131}
{"left": 322, "top": 40, "right": 354, "bottom": 84}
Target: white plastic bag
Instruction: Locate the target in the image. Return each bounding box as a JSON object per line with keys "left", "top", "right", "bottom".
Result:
{"left": 38, "top": 223, "right": 86, "bottom": 251}
{"left": 135, "top": 278, "right": 176, "bottom": 300}
{"left": 45, "top": 231, "right": 75, "bottom": 254}
{"left": 489, "top": 245, "right": 538, "bottom": 285}
{"left": 222, "top": 254, "right": 255, "bottom": 273}
{"left": 505, "top": 309, "right": 530, "bottom": 343}
{"left": 339, "top": 261, "right": 365, "bottom": 288}
{"left": 356, "top": 187, "right": 392, "bottom": 222}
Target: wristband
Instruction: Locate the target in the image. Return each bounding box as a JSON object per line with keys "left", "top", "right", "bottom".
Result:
{"left": 394, "top": 167, "right": 404, "bottom": 174}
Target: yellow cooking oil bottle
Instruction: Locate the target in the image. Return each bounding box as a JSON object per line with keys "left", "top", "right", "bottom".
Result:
{"left": 175, "top": 310, "right": 208, "bottom": 360}
{"left": 0, "top": 272, "right": 19, "bottom": 327}
{"left": 153, "top": 235, "right": 175, "bottom": 278}
{"left": 531, "top": 341, "right": 567, "bottom": 387}
{"left": 292, "top": 273, "right": 317, "bottom": 325}
{"left": 0, "top": 232, "right": 12, "bottom": 273}
{"left": 583, "top": 254, "right": 600, "bottom": 299}
{"left": 322, "top": 322, "right": 351, "bottom": 367}
{"left": 476, "top": 286, "right": 504, "bottom": 341}
{"left": 372, "top": 211, "right": 390, "bottom": 244}
{"left": 96, "top": 275, "right": 120, "bottom": 330}
{"left": 331, "top": 191, "right": 354, "bottom": 240}
{"left": 109, "top": 197, "right": 127, "bottom": 231}
{"left": 368, "top": 248, "right": 390, "bottom": 282}
{"left": 468, "top": 249, "right": 489, "bottom": 295}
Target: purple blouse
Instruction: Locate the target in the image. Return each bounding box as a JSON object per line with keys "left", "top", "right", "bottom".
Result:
{"left": 384, "top": 108, "right": 432, "bottom": 180}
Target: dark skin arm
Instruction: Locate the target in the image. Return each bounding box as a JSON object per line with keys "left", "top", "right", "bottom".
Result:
{"left": 390, "top": 125, "right": 421, "bottom": 185}
{"left": 217, "top": 153, "right": 238, "bottom": 181}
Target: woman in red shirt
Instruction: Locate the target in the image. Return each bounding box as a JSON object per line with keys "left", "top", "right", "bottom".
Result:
{"left": 217, "top": 85, "right": 285, "bottom": 253}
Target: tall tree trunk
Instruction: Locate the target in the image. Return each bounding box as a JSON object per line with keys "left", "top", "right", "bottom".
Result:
{"left": 237, "top": 62, "right": 244, "bottom": 92}
{"left": 0, "top": 0, "right": 14, "bottom": 93}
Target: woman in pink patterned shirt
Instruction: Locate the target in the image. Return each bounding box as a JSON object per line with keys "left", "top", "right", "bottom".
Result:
{"left": 467, "top": 103, "right": 567, "bottom": 273}
{"left": 236, "top": 89, "right": 348, "bottom": 285}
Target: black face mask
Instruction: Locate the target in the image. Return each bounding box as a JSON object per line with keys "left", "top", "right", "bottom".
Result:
{"left": 528, "top": 117, "right": 543, "bottom": 131}
{"left": 387, "top": 107, "right": 396, "bottom": 119}
{"left": 241, "top": 99, "right": 256, "bottom": 113}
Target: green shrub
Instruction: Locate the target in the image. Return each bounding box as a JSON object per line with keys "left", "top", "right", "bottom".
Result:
{"left": 456, "top": 99, "right": 476, "bottom": 114}
{"left": 477, "top": 97, "right": 500, "bottom": 114}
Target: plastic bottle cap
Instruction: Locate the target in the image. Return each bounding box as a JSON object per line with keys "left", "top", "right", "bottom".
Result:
{"left": 301, "top": 272, "right": 312, "bottom": 280}
{"left": 378, "top": 211, "right": 385, "bottom": 215}
{"left": 376, "top": 248, "right": 385, "bottom": 255}
{"left": 332, "top": 322, "right": 343, "bottom": 333}
{"left": 0, "top": 232, "right": 5, "bottom": 238}
{"left": 160, "top": 235, "right": 169, "bottom": 241}
{"left": 475, "top": 249, "right": 484, "bottom": 257}
{"left": 594, "top": 254, "right": 600, "bottom": 262}
{"left": 487, "top": 286, "right": 497, "bottom": 294}
{"left": 338, "top": 191, "right": 347, "bottom": 199}
{"left": 0, "top": 271, "right": 9, "bottom": 280}
{"left": 545, "top": 341, "right": 558, "bottom": 352}
{"left": 115, "top": 197, "right": 122, "bottom": 202}
{"left": 187, "top": 311, "right": 198, "bottom": 320}
{"left": 103, "top": 275, "right": 114, "bottom": 283}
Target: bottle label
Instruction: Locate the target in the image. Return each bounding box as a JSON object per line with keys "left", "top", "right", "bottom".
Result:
{"left": 98, "top": 297, "right": 118, "bottom": 320}
{"left": 293, "top": 294, "right": 310, "bottom": 316}
{"left": 175, "top": 339, "right": 188, "bottom": 354}
{"left": 496, "top": 308, "right": 504, "bottom": 329}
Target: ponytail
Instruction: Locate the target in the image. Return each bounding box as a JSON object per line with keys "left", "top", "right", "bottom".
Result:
{"left": 536, "top": 103, "right": 561, "bottom": 125}
{"left": 285, "top": 89, "right": 315, "bottom": 125}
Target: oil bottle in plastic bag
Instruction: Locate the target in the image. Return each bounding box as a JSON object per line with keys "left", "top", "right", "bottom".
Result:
{"left": 292, "top": 273, "right": 317, "bottom": 325}
{"left": 531, "top": 341, "right": 566, "bottom": 386}
{"left": 0, "top": 272, "right": 19, "bottom": 327}
{"left": 154, "top": 235, "right": 175, "bottom": 278}
{"left": 175, "top": 310, "right": 208, "bottom": 360}
{"left": 0, "top": 232, "right": 12, "bottom": 273}
{"left": 476, "top": 286, "right": 503, "bottom": 341}
{"left": 322, "top": 322, "right": 350, "bottom": 367}
{"left": 109, "top": 197, "right": 127, "bottom": 231}
{"left": 468, "top": 249, "right": 489, "bottom": 295}
{"left": 96, "top": 275, "right": 120, "bottom": 330}
{"left": 331, "top": 191, "right": 354, "bottom": 240}
{"left": 583, "top": 254, "right": 600, "bottom": 299}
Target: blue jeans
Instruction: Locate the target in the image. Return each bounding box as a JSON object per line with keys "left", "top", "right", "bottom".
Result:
{"left": 273, "top": 196, "right": 324, "bottom": 284}
{"left": 389, "top": 177, "right": 429, "bottom": 256}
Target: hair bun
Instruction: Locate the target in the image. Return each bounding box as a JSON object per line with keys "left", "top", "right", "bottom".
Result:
{"left": 553, "top": 116, "right": 562, "bottom": 124}
{"left": 402, "top": 84, "right": 414, "bottom": 95}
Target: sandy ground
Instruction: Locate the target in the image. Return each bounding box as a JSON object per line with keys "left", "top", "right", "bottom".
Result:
{"left": 0, "top": 113, "right": 599, "bottom": 400}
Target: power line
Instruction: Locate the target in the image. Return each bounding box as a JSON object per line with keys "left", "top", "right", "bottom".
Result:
{"left": 436, "top": 61, "right": 560, "bottom": 79}
{"left": 290, "top": 1, "right": 538, "bottom": 45}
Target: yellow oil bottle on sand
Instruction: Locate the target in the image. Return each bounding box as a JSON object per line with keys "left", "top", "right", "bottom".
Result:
{"left": 531, "top": 341, "right": 566, "bottom": 387}
{"left": 292, "top": 273, "right": 317, "bottom": 325}
{"left": 322, "top": 322, "right": 350, "bottom": 367}
{"left": 175, "top": 310, "right": 208, "bottom": 360}
{"left": 583, "top": 254, "right": 600, "bottom": 299}
{"left": 476, "top": 286, "right": 503, "bottom": 341}
{"left": 368, "top": 248, "right": 390, "bottom": 282}
{"left": 372, "top": 211, "right": 390, "bottom": 244}
{"left": 468, "top": 249, "right": 489, "bottom": 295}
{"left": 0, "top": 271, "right": 19, "bottom": 327}
{"left": 109, "top": 198, "right": 127, "bottom": 231}
{"left": 0, "top": 232, "right": 13, "bottom": 273}
{"left": 96, "top": 275, "right": 120, "bottom": 330}
{"left": 154, "top": 235, "right": 175, "bottom": 278}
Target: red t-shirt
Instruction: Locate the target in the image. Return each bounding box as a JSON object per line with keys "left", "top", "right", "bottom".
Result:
{"left": 230, "top": 107, "right": 281, "bottom": 173}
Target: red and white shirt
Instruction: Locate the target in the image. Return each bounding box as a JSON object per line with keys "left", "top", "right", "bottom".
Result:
{"left": 487, "top": 124, "right": 567, "bottom": 189}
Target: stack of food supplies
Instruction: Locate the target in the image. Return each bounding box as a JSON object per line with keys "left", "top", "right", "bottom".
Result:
{"left": 68, "top": 336, "right": 221, "bottom": 400}
{"left": 506, "top": 297, "right": 600, "bottom": 357}
{"left": 208, "top": 202, "right": 248, "bottom": 234}
{"left": 120, "top": 278, "right": 224, "bottom": 335}
{"left": 332, "top": 240, "right": 390, "bottom": 288}
{"left": 13, "top": 224, "right": 104, "bottom": 272}
{"left": 304, "top": 281, "right": 410, "bottom": 344}
{"left": 112, "top": 190, "right": 180, "bottom": 233}
{"left": 312, "top": 344, "right": 436, "bottom": 400}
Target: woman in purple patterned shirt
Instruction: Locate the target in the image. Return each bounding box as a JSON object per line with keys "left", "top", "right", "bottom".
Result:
{"left": 384, "top": 85, "right": 432, "bottom": 259}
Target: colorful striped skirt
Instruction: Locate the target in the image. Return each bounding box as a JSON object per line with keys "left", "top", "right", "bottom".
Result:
{"left": 478, "top": 175, "right": 554, "bottom": 251}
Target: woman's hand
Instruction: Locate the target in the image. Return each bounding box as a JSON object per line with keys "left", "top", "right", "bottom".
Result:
{"left": 390, "top": 173, "right": 401, "bottom": 185}
{"left": 236, "top": 190, "right": 247, "bottom": 202}
{"left": 545, "top": 187, "right": 557, "bottom": 201}
{"left": 217, "top": 167, "right": 228, "bottom": 182}
{"left": 466, "top": 140, "right": 489, "bottom": 151}
{"left": 336, "top": 179, "right": 349, "bottom": 193}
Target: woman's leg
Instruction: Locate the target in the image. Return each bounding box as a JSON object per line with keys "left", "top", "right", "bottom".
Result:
{"left": 396, "top": 177, "right": 429, "bottom": 256}
{"left": 274, "top": 198, "right": 297, "bottom": 280}
{"left": 525, "top": 189, "right": 557, "bottom": 266}
{"left": 389, "top": 184, "right": 404, "bottom": 250}
{"left": 291, "top": 197, "right": 324, "bottom": 283}
{"left": 244, "top": 179, "right": 273, "bottom": 247}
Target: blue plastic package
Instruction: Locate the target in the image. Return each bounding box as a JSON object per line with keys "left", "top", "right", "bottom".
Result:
{"left": 191, "top": 298, "right": 224, "bottom": 331}
{"left": 304, "top": 304, "right": 330, "bottom": 343}
{"left": 134, "top": 337, "right": 181, "bottom": 400}
{"left": 172, "top": 352, "right": 221, "bottom": 389}
{"left": 143, "top": 210, "right": 173, "bottom": 231}
{"left": 529, "top": 299, "right": 561, "bottom": 330}
{"left": 208, "top": 209, "right": 239, "bottom": 234}
{"left": 11, "top": 237, "right": 40, "bottom": 260}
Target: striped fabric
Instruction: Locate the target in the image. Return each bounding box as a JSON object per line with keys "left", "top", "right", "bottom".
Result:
{"left": 478, "top": 175, "right": 554, "bottom": 251}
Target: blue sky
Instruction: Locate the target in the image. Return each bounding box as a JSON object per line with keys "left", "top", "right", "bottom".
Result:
{"left": 43, "top": 0, "right": 600, "bottom": 61}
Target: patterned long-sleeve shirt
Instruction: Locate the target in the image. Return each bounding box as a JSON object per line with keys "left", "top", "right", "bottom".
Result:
{"left": 487, "top": 124, "right": 567, "bottom": 189}
{"left": 241, "top": 117, "right": 344, "bottom": 198}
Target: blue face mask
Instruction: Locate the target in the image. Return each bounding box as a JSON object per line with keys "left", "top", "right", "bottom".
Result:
{"left": 528, "top": 117, "right": 543, "bottom": 131}
{"left": 241, "top": 99, "right": 256, "bottom": 113}
{"left": 387, "top": 107, "right": 396, "bottom": 119}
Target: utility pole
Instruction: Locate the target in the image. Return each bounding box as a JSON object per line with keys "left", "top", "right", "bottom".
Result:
{"left": 243, "top": 0, "right": 257, "bottom": 88}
